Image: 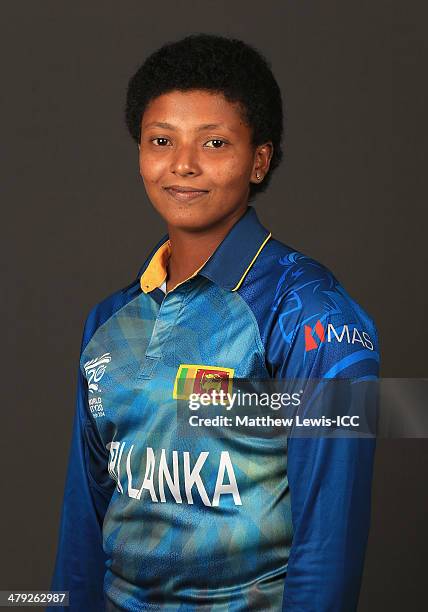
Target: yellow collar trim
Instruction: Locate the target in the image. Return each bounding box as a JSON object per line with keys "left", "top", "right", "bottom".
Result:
{"left": 231, "top": 232, "right": 272, "bottom": 291}
{"left": 140, "top": 240, "right": 171, "bottom": 293}
{"left": 140, "top": 230, "right": 272, "bottom": 294}
{"left": 140, "top": 240, "right": 212, "bottom": 294}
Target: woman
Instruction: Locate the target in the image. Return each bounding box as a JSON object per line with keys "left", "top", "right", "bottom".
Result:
{"left": 51, "top": 34, "right": 380, "bottom": 611}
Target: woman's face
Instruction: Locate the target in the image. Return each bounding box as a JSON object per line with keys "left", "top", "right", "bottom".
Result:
{"left": 138, "top": 89, "right": 272, "bottom": 232}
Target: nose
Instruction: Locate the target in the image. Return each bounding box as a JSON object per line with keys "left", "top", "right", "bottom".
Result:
{"left": 171, "top": 142, "right": 201, "bottom": 177}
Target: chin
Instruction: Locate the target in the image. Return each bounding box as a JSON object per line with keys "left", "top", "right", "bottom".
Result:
{"left": 151, "top": 197, "right": 217, "bottom": 229}
{"left": 168, "top": 215, "right": 217, "bottom": 232}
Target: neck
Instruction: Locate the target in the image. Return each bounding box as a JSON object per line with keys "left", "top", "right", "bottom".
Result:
{"left": 166, "top": 205, "right": 249, "bottom": 291}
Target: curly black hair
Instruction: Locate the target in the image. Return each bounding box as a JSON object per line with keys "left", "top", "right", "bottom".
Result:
{"left": 125, "top": 33, "right": 284, "bottom": 199}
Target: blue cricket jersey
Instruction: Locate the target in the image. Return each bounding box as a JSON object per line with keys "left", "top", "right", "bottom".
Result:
{"left": 50, "top": 205, "right": 380, "bottom": 611}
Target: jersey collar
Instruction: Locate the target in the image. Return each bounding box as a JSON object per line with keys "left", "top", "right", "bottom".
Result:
{"left": 138, "top": 206, "right": 271, "bottom": 293}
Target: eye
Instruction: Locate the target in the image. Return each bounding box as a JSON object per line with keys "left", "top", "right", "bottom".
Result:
{"left": 151, "top": 137, "right": 171, "bottom": 146}
{"left": 204, "top": 139, "right": 227, "bottom": 148}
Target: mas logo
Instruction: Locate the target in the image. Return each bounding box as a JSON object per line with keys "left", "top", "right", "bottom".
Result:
{"left": 305, "top": 321, "right": 374, "bottom": 352}
{"left": 84, "top": 352, "right": 112, "bottom": 393}
{"left": 173, "top": 364, "right": 234, "bottom": 401}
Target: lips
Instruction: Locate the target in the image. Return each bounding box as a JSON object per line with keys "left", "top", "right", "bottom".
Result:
{"left": 164, "top": 186, "right": 209, "bottom": 202}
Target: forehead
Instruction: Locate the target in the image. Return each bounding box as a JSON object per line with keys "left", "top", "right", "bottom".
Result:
{"left": 142, "top": 89, "right": 248, "bottom": 133}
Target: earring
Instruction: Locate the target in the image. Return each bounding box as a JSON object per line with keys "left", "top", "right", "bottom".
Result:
{"left": 256, "top": 172, "right": 262, "bottom": 181}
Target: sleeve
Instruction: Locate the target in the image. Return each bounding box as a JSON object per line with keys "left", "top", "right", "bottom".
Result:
{"left": 49, "top": 321, "right": 115, "bottom": 611}
{"left": 269, "top": 283, "right": 380, "bottom": 612}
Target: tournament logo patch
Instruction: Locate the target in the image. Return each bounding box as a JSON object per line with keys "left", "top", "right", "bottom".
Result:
{"left": 84, "top": 352, "right": 112, "bottom": 393}
{"left": 173, "top": 364, "right": 234, "bottom": 401}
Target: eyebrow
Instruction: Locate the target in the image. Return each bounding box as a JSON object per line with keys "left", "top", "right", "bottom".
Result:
{"left": 143, "top": 121, "right": 234, "bottom": 132}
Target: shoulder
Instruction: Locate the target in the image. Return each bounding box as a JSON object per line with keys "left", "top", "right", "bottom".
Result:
{"left": 245, "top": 235, "right": 377, "bottom": 329}
{"left": 79, "top": 236, "right": 169, "bottom": 352}
{"left": 80, "top": 277, "right": 141, "bottom": 354}
{"left": 239, "top": 236, "right": 380, "bottom": 377}
{"left": 267, "top": 238, "right": 374, "bottom": 319}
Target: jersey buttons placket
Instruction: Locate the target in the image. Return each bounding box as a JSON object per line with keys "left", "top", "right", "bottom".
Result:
{"left": 136, "top": 287, "right": 188, "bottom": 381}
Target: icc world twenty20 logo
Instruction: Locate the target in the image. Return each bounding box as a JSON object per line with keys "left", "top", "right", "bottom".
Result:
{"left": 84, "top": 352, "right": 112, "bottom": 393}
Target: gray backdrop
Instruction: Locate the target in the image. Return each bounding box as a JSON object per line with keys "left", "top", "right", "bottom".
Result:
{"left": 2, "top": 1, "right": 427, "bottom": 610}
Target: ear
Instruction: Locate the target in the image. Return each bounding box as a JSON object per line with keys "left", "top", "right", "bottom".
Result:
{"left": 251, "top": 142, "right": 274, "bottom": 184}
